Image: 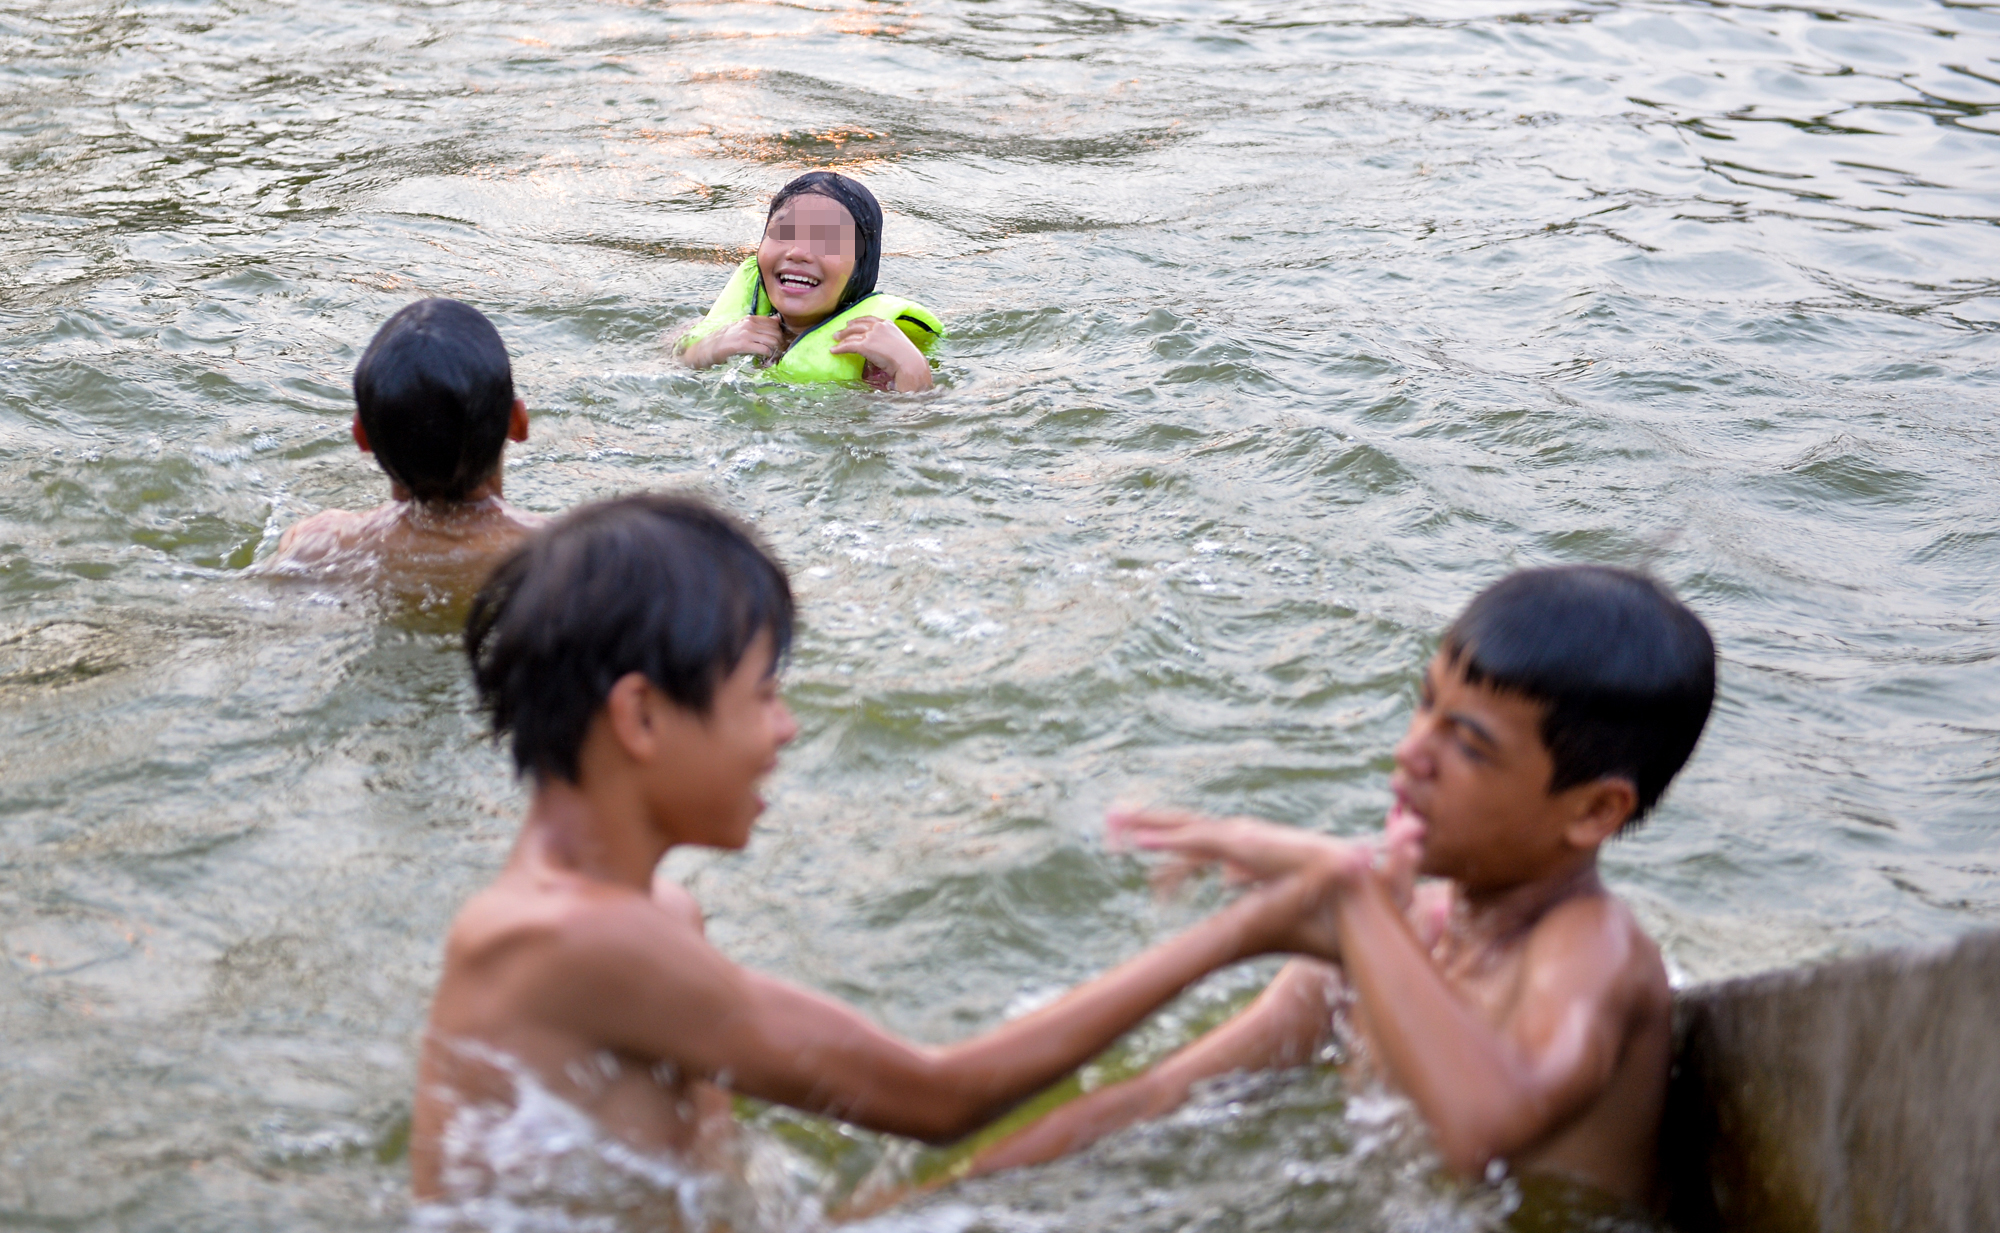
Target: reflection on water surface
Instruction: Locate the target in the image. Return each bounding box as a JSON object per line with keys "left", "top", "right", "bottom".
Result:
{"left": 2, "top": 0, "right": 1997, "bottom": 1228}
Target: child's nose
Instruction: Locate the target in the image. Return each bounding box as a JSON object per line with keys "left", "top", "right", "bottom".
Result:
{"left": 1392, "top": 722, "right": 1433, "bottom": 778}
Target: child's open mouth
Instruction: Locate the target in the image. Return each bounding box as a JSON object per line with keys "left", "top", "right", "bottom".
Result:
{"left": 1389, "top": 794, "right": 1431, "bottom": 832}
{"left": 776, "top": 272, "right": 820, "bottom": 291}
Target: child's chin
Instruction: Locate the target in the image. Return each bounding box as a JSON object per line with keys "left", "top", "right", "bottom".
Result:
{"left": 1415, "top": 851, "right": 1455, "bottom": 879}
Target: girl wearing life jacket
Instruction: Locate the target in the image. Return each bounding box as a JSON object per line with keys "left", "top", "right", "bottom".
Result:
{"left": 676, "top": 172, "right": 942, "bottom": 391}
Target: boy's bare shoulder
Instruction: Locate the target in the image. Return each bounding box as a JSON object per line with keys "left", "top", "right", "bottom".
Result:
{"left": 447, "top": 877, "right": 696, "bottom": 970}
{"left": 433, "top": 875, "right": 746, "bottom": 1068}
{"left": 439, "top": 877, "right": 728, "bottom": 1020}
{"left": 263, "top": 505, "right": 426, "bottom": 576}
{"left": 1522, "top": 887, "right": 1668, "bottom": 1011}
{"left": 262, "top": 501, "right": 539, "bottom": 595}
{"left": 268, "top": 507, "right": 372, "bottom": 564}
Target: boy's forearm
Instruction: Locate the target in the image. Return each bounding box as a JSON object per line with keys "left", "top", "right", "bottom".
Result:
{"left": 1332, "top": 877, "right": 1536, "bottom": 1174}
{"left": 922, "top": 887, "right": 1282, "bottom": 1135}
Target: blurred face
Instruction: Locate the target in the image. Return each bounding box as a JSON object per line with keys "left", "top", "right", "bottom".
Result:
{"left": 646, "top": 631, "right": 798, "bottom": 850}
{"left": 757, "top": 194, "right": 857, "bottom": 328}
{"left": 1389, "top": 652, "right": 1575, "bottom": 892}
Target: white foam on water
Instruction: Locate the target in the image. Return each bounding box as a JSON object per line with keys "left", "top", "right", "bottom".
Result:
{"left": 412, "top": 1050, "right": 826, "bottom": 1233}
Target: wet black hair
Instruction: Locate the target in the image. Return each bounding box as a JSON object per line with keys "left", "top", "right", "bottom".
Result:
{"left": 764, "top": 171, "right": 883, "bottom": 315}
{"left": 352, "top": 298, "right": 516, "bottom": 503}
{"left": 464, "top": 493, "right": 795, "bottom": 784}
{"left": 1441, "top": 565, "right": 1715, "bottom": 828}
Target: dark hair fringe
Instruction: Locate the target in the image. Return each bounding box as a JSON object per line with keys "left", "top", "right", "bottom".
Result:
{"left": 1442, "top": 564, "right": 1716, "bottom": 828}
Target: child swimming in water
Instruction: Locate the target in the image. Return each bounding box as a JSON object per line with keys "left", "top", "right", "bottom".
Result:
{"left": 263, "top": 298, "right": 543, "bottom": 599}
{"left": 675, "top": 172, "right": 941, "bottom": 391}
{"left": 968, "top": 566, "right": 1714, "bottom": 1215}
{"left": 412, "top": 493, "right": 1343, "bottom": 1213}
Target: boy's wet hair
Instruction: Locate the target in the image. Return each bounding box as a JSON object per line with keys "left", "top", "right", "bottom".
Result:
{"left": 1443, "top": 565, "right": 1715, "bottom": 827}
{"left": 464, "top": 493, "right": 795, "bottom": 784}
{"left": 353, "top": 298, "right": 515, "bottom": 502}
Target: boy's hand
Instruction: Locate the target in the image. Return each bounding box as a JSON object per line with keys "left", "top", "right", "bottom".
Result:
{"left": 1108, "top": 807, "right": 1372, "bottom": 886}
{"left": 681, "top": 316, "right": 783, "bottom": 368}
{"left": 1106, "top": 807, "right": 1373, "bottom": 961}
{"left": 829, "top": 315, "right": 933, "bottom": 391}
{"left": 1376, "top": 802, "right": 1452, "bottom": 949}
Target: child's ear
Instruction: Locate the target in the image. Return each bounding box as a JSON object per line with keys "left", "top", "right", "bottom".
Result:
{"left": 1564, "top": 778, "right": 1637, "bottom": 849}
{"left": 603, "top": 672, "right": 660, "bottom": 762}
{"left": 507, "top": 398, "right": 529, "bottom": 443}
{"left": 351, "top": 414, "right": 373, "bottom": 454}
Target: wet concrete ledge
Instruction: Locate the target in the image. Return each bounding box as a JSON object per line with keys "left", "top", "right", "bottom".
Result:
{"left": 1660, "top": 927, "right": 2000, "bottom": 1233}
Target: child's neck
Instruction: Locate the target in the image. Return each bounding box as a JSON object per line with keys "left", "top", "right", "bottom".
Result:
{"left": 1450, "top": 855, "right": 1602, "bottom": 950}
{"left": 516, "top": 773, "right": 672, "bottom": 892}
{"left": 388, "top": 473, "right": 509, "bottom": 516}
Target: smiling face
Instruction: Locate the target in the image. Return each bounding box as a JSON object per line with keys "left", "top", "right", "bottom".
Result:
{"left": 756, "top": 194, "right": 858, "bottom": 330}
{"left": 1390, "top": 652, "right": 1595, "bottom": 893}
{"left": 640, "top": 630, "right": 798, "bottom": 851}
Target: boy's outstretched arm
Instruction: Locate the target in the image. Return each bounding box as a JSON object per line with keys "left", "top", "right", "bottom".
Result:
{"left": 965, "top": 806, "right": 1422, "bottom": 1175}
{"left": 1124, "top": 814, "right": 1654, "bottom": 1179}
{"left": 529, "top": 859, "right": 1344, "bottom": 1145}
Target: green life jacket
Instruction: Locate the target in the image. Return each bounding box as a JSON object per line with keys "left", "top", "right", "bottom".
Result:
{"left": 681, "top": 256, "right": 943, "bottom": 385}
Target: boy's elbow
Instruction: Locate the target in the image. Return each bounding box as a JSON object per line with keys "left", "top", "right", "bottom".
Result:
{"left": 903, "top": 1098, "right": 993, "bottom": 1146}
{"left": 1425, "top": 1098, "right": 1529, "bottom": 1181}
{"left": 893, "top": 1054, "right": 998, "bottom": 1145}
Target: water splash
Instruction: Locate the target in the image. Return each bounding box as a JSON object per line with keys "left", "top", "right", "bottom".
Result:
{"left": 414, "top": 1048, "right": 825, "bottom": 1233}
{"left": 875, "top": 1068, "right": 1525, "bottom": 1233}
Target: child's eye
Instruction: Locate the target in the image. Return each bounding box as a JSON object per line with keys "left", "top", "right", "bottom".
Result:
{"left": 777, "top": 225, "right": 795, "bottom": 241}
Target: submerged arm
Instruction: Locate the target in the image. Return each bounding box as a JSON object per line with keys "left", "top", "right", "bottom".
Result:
{"left": 965, "top": 957, "right": 1341, "bottom": 1174}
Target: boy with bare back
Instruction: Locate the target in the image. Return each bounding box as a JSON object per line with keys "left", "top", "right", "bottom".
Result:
{"left": 969, "top": 566, "right": 1714, "bottom": 1212}
{"left": 263, "top": 298, "right": 541, "bottom": 597}
{"left": 411, "top": 493, "right": 1347, "bottom": 1209}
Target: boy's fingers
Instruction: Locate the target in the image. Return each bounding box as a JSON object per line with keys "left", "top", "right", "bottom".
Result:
{"left": 1147, "top": 856, "right": 1205, "bottom": 897}
{"left": 1106, "top": 805, "right": 1218, "bottom": 843}
{"left": 1147, "top": 854, "right": 1264, "bottom": 901}
{"left": 1119, "top": 813, "right": 1249, "bottom": 864}
{"left": 1380, "top": 804, "right": 1425, "bottom": 876}
{"left": 1219, "top": 859, "right": 1261, "bottom": 888}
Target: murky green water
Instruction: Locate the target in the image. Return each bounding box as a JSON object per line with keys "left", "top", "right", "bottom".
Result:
{"left": 3, "top": 0, "right": 1998, "bottom": 1228}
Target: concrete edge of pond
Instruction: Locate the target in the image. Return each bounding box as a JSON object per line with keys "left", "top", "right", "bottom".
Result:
{"left": 1659, "top": 926, "right": 2000, "bottom": 1233}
